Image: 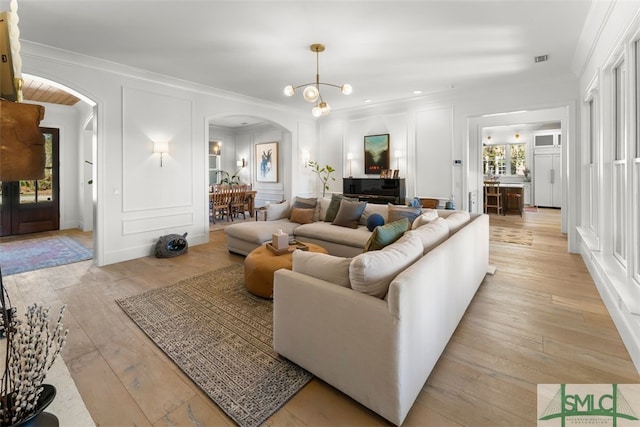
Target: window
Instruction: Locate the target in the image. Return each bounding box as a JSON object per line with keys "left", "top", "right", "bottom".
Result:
{"left": 615, "top": 61, "right": 625, "bottom": 161}
{"left": 483, "top": 145, "right": 505, "bottom": 176}
{"left": 510, "top": 144, "right": 526, "bottom": 175}
{"left": 636, "top": 40, "right": 640, "bottom": 158}
{"left": 19, "top": 132, "right": 54, "bottom": 204}
{"left": 483, "top": 143, "right": 526, "bottom": 177}
{"left": 589, "top": 99, "right": 595, "bottom": 164}
{"left": 613, "top": 60, "right": 626, "bottom": 265}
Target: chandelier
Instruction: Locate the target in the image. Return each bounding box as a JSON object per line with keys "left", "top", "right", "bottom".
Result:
{"left": 284, "top": 44, "right": 352, "bottom": 117}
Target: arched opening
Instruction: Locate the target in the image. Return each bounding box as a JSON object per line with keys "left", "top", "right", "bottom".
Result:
{"left": 206, "top": 114, "right": 294, "bottom": 227}
{"left": 4, "top": 74, "right": 100, "bottom": 256}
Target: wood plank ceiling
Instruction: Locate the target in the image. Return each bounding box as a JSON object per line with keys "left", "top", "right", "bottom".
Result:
{"left": 22, "top": 76, "right": 80, "bottom": 106}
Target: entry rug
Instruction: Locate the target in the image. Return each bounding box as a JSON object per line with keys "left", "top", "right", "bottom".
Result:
{"left": 0, "top": 236, "right": 93, "bottom": 276}
{"left": 490, "top": 226, "right": 534, "bottom": 246}
{"left": 116, "top": 264, "right": 313, "bottom": 427}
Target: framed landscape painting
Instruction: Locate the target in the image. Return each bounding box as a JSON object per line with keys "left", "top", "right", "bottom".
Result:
{"left": 364, "top": 134, "right": 390, "bottom": 175}
{"left": 256, "top": 142, "right": 278, "bottom": 182}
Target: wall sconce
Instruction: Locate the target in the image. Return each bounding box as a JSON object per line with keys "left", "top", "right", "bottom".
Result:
{"left": 210, "top": 141, "right": 222, "bottom": 155}
{"left": 153, "top": 141, "right": 169, "bottom": 167}
{"left": 302, "top": 150, "right": 310, "bottom": 168}
{"left": 237, "top": 158, "right": 246, "bottom": 168}
{"left": 515, "top": 133, "right": 520, "bottom": 140}
{"left": 394, "top": 150, "right": 401, "bottom": 170}
{"left": 346, "top": 152, "right": 353, "bottom": 177}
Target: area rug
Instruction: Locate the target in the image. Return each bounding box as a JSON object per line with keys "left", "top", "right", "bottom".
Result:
{"left": 115, "top": 264, "right": 312, "bottom": 427}
{"left": 490, "top": 226, "right": 534, "bottom": 246}
{"left": 0, "top": 236, "right": 93, "bottom": 276}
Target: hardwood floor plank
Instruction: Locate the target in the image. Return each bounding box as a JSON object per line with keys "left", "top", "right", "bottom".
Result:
{"left": 67, "top": 350, "right": 152, "bottom": 427}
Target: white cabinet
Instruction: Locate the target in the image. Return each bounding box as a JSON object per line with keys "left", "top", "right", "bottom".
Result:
{"left": 523, "top": 183, "right": 531, "bottom": 205}
{"left": 533, "top": 130, "right": 561, "bottom": 149}
{"left": 534, "top": 152, "right": 561, "bottom": 208}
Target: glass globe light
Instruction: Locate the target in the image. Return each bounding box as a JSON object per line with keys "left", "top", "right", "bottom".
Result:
{"left": 319, "top": 101, "right": 331, "bottom": 115}
{"left": 311, "top": 105, "right": 322, "bottom": 117}
{"left": 283, "top": 85, "right": 295, "bottom": 97}
{"left": 341, "top": 84, "right": 353, "bottom": 95}
{"left": 303, "top": 86, "right": 320, "bottom": 102}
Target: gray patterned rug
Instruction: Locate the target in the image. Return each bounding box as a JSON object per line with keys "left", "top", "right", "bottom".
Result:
{"left": 115, "top": 263, "right": 312, "bottom": 427}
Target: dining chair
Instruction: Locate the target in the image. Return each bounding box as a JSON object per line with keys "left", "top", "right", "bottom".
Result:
{"left": 229, "top": 184, "right": 247, "bottom": 220}
{"left": 210, "top": 185, "right": 232, "bottom": 223}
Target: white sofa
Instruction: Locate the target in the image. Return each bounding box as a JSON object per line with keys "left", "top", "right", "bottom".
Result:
{"left": 272, "top": 212, "right": 489, "bottom": 426}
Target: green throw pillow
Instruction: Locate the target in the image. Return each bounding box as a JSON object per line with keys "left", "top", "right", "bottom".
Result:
{"left": 324, "top": 194, "right": 343, "bottom": 222}
{"left": 363, "top": 218, "right": 410, "bottom": 252}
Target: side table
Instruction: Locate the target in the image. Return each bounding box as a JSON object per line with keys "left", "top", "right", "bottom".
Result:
{"left": 255, "top": 206, "right": 268, "bottom": 221}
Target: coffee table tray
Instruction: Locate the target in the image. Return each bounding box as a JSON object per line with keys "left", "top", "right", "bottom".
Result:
{"left": 266, "top": 240, "right": 309, "bottom": 255}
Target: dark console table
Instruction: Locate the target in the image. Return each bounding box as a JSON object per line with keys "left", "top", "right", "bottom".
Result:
{"left": 343, "top": 178, "right": 406, "bottom": 205}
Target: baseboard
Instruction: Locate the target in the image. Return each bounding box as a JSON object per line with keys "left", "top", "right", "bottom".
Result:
{"left": 580, "top": 243, "right": 640, "bottom": 375}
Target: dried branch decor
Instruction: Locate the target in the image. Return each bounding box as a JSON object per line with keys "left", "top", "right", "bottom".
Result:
{"left": 0, "top": 273, "right": 68, "bottom": 426}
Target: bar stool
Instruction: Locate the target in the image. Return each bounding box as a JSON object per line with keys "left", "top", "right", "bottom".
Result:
{"left": 484, "top": 181, "right": 502, "bottom": 214}
{"left": 505, "top": 191, "right": 523, "bottom": 217}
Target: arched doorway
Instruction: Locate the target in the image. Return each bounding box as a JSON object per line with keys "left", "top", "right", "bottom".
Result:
{"left": 1, "top": 74, "right": 98, "bottom": 239}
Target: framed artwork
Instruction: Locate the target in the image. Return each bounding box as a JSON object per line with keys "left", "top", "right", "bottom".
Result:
{"left": 255, "top": 142, "right": 278, "bottom": 182}
{"left": 364, "top": 134, "right": 390, "bottom": 175}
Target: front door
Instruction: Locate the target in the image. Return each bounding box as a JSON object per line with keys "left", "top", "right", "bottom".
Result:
{"left": 0, "top": 127, "right": 60, "bottom": 236}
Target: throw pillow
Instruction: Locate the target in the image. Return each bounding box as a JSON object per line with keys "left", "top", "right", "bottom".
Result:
{"left": 387, "top": 203, "right": 422, "bottom": 224}
{"left": 411, "top": 209, "right": 439, "bottom": 229}
{"left": 289, "top": 207, "right": 315, "bottom": 224}
{"left": 319, "top": 197, "right": 332, "bottom": 221}
{"left": 349, "top": 232, "right": 423, "bottom": 298}
{"left": 366, "top": 213, "right": 385, "bottom": 232}
{"left": 359, "top": 202, "right": 389, "bottom": 226}
{"left": 363, "top": 218, "right": 409, "bottom": 252}
{"left": 292, "top": 250, "right": 351, "bottom": 288}
{"left": 332, "top": 199, "right": 367, "bottom": 229}
{"left": 406, "top": 217, "right": 449, "bottom": 254}
{"left": 324, "top": 194, "right": 356, "bottom": 222}
{"left": 265, "top": 200, "right": 291, "bottom": 221}
{"left": 293, "top": 196, "right": 317, "bottom": 209}
{"left": 444, "top": 211, "right": 471, "bottom": 234}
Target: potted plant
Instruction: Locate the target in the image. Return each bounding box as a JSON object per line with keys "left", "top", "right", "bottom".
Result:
{"left": 0, "top": 272, "right": 68, "bottom": 426}
{"left": 219, "top": 170, "right": 241, "bottom": 186}
{"left": 308, "top": 161, "right": 335, "bottom": 198}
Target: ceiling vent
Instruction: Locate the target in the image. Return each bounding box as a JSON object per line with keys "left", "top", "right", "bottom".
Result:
{"left": 534, "top": 55, "right": 549, "bottom": 63}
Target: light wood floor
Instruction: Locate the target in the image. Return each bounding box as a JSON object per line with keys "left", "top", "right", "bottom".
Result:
{"left": 1, "top": 208, "right": 639, "bottom": 426}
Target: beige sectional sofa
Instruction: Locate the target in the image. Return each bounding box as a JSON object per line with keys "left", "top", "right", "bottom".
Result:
{"left": 273, "top": 211, "right": 489, "bottom": 426}
{"left": 224, "top": 196, "right": 489, "bottom": 425}
{"left": 224, "top": 197, "right": 457, "bottom": 257}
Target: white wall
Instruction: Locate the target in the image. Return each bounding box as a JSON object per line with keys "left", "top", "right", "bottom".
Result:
{"left": 21, "top": 41, "right": 312, "bottom": 266}
{"left": 320, "top": 75, "right": 578, "bottom": 218}
{"left": 573, "top": 0, "right": 640, "bottom": 373}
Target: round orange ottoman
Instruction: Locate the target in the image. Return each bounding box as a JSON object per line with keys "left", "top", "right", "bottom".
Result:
{"left": 244, "top": 242, "right": 328, "bottom": 298}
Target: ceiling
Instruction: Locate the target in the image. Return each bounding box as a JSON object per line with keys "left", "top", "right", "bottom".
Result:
{"left": 3, "top": 1, "right": 592, "bottom": 117}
